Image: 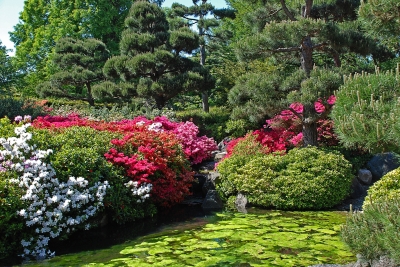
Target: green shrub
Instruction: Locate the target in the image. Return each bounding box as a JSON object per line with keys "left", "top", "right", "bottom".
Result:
{"left": 225, "top": 119, "right": 252, "bottom": 138}
{"left": 342, "top": 200, "right": 400, "bottom": 264}
{"left": 321, "top": 146, "right": 373, "bottom": 175}
{"left": 217, "top": 146, "right": 353, "bottom": 210}
{"left": 49, "top": 102, "right": 150, "bottom": 122}
{"left": 0, "top": 97, "right": 47, "bottom": 120}
{"left": 216, "top": 134, "right": 267, "bottom": 201}
{"left": 0, "top": 117, "right": 17, "bottom": 138}
{"left": 332, "top": 68, "right": 400, "bottom": 153}
{"left": 362, "top": 168, "right": 400, "bottom": 210}
{"left": 176, "top": 107, "right": 230, "bottom": 142}
{"left": 0, "top": 172, "right": 25, "bottom": 259}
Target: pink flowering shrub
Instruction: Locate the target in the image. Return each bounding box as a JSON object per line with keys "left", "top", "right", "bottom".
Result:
{"left": 225, "top": 96, "right": 338, "bottom": 158}
{"left": 33, "top": 115, "right": 217, "bottom": 164}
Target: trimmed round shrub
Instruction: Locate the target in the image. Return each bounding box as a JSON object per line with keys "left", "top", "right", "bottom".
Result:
{"left": 363, "top": 168, "right": 400, "bottom": 210}
{"left": 217, "top": 146, "right": 353, "bottom": 210}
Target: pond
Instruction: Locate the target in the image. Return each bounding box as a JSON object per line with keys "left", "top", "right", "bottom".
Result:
{"left": 15, "top": 207, "right": 355, "bottom": 267}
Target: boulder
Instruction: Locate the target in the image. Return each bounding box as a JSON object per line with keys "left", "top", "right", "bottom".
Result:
{"left": 217, "top": 137, "right": 232, "bottom": 152}
{"left": 350, "top": 177, "right": 367, "bottom": 199}
{"left": 235, "top": 193, "right": 248, "bottom": 213}
{"left": 201, "top": 190, "right": 223, "bottom": 210}
{"left": 357, "top": 169, "right": 373, "bottom": 185}
{"left": 366, "top": 152, "right": 400, "bottom": 181}
{"left": 214, "top": 152, "right": 227, "bottom": 162}
{"left": 202, "top": 171, "right": 219, "bottom": 195}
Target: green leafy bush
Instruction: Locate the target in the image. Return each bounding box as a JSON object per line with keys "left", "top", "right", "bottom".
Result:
{"left": 342, "top": 200, "right": 400, "bottom": 264}
{"left": 0, "top": 117, "right": 17, "bottom": 138}
{"left": 362, "top": 168, "right": 400, "bottom": 210}
{"left": 217, "top": 146, "right": 353, "bottom": 210}
{"left": 321, "top": 146, "right": 372, "bottom": 175}
{"left": 0, "top": 172, "right": 25, "bottom": 259}
{"left": 225, "top": 119, "right": 252, "bottom": 138}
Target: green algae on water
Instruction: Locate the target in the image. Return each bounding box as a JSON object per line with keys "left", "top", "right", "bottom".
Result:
{"left": 18, "top": 209, "right": 355, "bottom": 267}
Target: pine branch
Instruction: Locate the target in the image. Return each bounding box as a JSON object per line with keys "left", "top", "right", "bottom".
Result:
{"left": 280, "top": 0, "right": 296, "bottom": 21}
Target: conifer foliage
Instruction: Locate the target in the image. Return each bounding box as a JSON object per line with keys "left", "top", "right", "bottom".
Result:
{"left": 94, "top": 1, "right": 214, "bottom": 109}
{"left": 229, "top": 0, "right": 393, "bottom": 146}
{"left": 36, "top": 38, "right": 109, "bottom": 106}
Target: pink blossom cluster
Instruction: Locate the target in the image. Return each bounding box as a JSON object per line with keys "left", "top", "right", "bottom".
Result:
{"left": 33, "top": 115, "right": 217, "bottom": 164}
{"left": 225, "top": 96, "right": 338, "bottom": 158}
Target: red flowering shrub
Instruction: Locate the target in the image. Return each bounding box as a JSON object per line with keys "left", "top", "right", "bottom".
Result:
{"left": 33, "top": 115, "right": 217, "bottom": 164}
{"left": 104, "top": 130, "right": 194, "bottom": 207}
{"left": 225, "top": 97, "right": 338, "bottom": 158}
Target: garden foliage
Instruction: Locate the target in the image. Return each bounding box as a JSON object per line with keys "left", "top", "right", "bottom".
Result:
{"left": 0, "top": 114, "right": 217, "bottom": 260}
{"left": 362, "top": 168, "right": 400, "bottom": 210}
{"left": 217, "top": 146, "right": 353, "bottom": 210}
{"left": 342, "top": 199, "right": 400, "bottom": 264}
{"left": 332, "top": 67, "right": 400, "bottom": 153}
{"left": 224, "top": 99, "right": 338, "bottom": 159}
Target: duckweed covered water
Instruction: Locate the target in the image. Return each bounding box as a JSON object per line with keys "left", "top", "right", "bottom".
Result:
{"left": 19, "top": 209, "right": 355, "bottom": 267}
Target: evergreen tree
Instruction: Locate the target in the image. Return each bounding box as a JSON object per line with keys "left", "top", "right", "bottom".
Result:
{"left": 170, "top": 0, "right": 220, "bottom": 112}
{"left": 229, "top": 0, "right": 393, "bottom": 146}
{"left": 0, "top": 41, "right": 16, "bottom": 95}
{"left": 37, "top": 38, "right": 109, "bottom": 106}
{"left": 358, "top": 0, "right": 400, "bottom": 53}
{"left": 94, "top": 1, "right": 214, "bottom": 109}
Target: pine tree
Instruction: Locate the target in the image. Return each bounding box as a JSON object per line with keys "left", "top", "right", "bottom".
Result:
{"left": 169, "top": 0, "right": 221, "bottom": 112}
{"left": 229, "top": 0, "right": 393, "bottom": 146}
{"left": 37, "top": 38, "right": 109, "bottom": 106}
{"left": 93, "top": 1, "right": 214, "bottom": 109}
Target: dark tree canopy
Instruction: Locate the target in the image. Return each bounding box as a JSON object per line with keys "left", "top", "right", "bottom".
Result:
{"left": 37, "top": 37, "right": 109, "bottom": 106}
{"left": 94, "top": 1, "right": 214, "bottom": 109}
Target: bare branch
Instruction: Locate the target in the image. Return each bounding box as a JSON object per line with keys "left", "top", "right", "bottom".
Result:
{"left": 280, "top": 0, "right": 296, "bottom": 21}
{"left": 269, "top": 46, "right": 300, "bottom": 53}
{"left": 289, "top": 107, "right": 303, "bottom": 119}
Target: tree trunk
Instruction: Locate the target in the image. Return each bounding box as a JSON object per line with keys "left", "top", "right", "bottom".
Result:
{"left": 302, "top": 103, "right": 318, "bottom": 147}
{"left": 300, "top": 36, "right": 314, "bottom": 76}
{"left": 199, "top": 5, "right": 210, "bottom": 113}
{"left": 86, "top": 82, "right": 95, "bottom": 106}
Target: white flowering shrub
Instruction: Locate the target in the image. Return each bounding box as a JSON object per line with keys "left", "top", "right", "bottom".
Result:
{"left": 124, "top": 181, "right": 152, "bottom": 202}
{"left": 0, "top": 123, "right": 109, "bottom": 260}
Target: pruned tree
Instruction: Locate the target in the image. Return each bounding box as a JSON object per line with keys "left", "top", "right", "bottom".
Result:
{"left": 93, "top": 1, "right": 214, "bottom": 109}
{"left": 229, "top": 0, "right": 393, "bottom": 146}
{"left": 169, "top": 0, "right": 220, "bottom": 112}
{"left": 37, "top": 38, "right": 109, "bottom": 106}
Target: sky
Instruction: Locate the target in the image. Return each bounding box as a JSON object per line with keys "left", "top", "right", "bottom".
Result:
{"left": 0, "top": 0, "right": 228, "bottom": 56}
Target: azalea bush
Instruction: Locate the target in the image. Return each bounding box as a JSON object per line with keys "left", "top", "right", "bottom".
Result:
{"left": 0, "top": 123, "right": 109, "bottom": 260}
{"left": 105, "top": 130, "right": 194, "bottom": 207}
{"left": 0, "top": 113, "right": 217, "bottom": 260}
{"left": 224, "top": 98, "right": 338, "bottom": 159}
{"left": 33, "top": 114, "right": 217, "bottom": 164}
